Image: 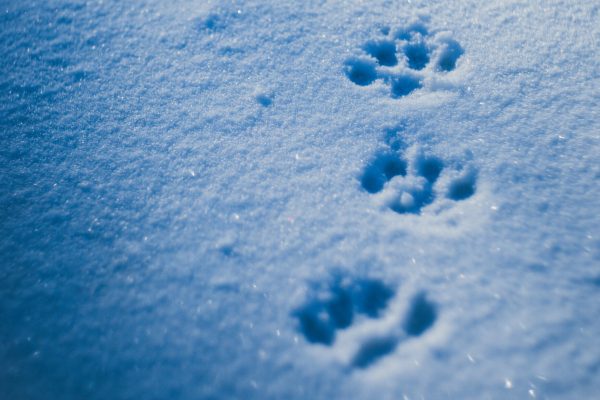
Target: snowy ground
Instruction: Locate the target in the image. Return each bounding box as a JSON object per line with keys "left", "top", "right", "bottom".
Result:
{"left": 1, "top": 0, "right": 599, "bottom": 399}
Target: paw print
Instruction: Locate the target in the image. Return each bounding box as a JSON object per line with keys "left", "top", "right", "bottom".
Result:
{"left": 293, "top": 275, "right": 394, "bottom": 346}
{"left": 344, "top": 21, "right": 464, "bottom": 98}
{"left": 360, "top": 138, "right": 477, "bottom": 214}
{"left": 293, "top": 273, "right": 439, "bottom": 370}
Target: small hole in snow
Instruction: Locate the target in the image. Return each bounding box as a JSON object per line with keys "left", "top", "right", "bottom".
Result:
{"left": 416, "top": 156, "right": 444, "bottom": 183}
{"left": 391, "top": 75, "right": 421, "bottom": 98}
{"left": 404, "top": 42, "right": 430, "bottom": 70}
{"left": 354, "top": 279, "right": 395, "bottom": 317}
{"left": 364, "top": 40, "right": 398, "bottom": 67}
{"left": 395, "top": 22, "right": 429, "bottom": 40}
{"left": 448, "top": 173, "right": 476, "bottom": 201}
{"left": 352, "top": 336, "right": 398, "bottom": 368}
{"left": 326, "top": 285, "right": 354, "bottom": 329}
{"left": 256, "top": 94, "right": 272, "bottom": 107}
{"left": 437, "top": 39, "right": 464, "bottom": 72}
{"left": 360, "top": 153, "right": 407, "bottom": 194}
{"left": 345, "top": 59, "right": 377, "bottom": 86}
{"left": 403, "top": 292, "right": 437, "bottom": 337}
{"left": 389, "top": 187, "right": 434, "bottom": 215}
{"left": 197, "top": 13, "right": 224, "bottom": 31}
{"left": 295, "top": 305, "right": 335, "bottom": 345}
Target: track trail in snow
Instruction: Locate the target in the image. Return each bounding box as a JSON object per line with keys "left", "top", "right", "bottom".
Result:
{"left": 295, "top": 19, "right": 476, "bottom": 371}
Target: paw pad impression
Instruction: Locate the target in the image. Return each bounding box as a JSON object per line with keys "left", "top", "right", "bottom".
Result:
{"left": 360, "top": 139, "right": 477, "bottom": 215}
{"left": 345, "top": 21, "right": 464, "bottom": 98}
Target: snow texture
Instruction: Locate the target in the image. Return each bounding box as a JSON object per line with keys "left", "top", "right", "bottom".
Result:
{"left": 1, "top": 0, "right": 599, "bottom": 399}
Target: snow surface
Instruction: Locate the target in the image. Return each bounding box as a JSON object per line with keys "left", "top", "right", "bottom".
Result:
{"left": 1, "top": 0, "right": 599, "bottom": 399}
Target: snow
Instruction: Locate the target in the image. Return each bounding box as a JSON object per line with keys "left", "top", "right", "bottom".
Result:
{"left": 1, "top": 0, "right": 599, "bottom": 399}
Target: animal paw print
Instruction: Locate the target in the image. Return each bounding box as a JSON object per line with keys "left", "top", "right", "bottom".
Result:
{"left": 293, "top": 275, "right": 394, "bottom": 345}
{"left": 360, "top": 141, "right": 477, "bottom": 214}
{"left": 293, "top": 274, "right": 439, "bottom": 369}
{"left": 344, "top": 21, "right": 464, "bottom": 98}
